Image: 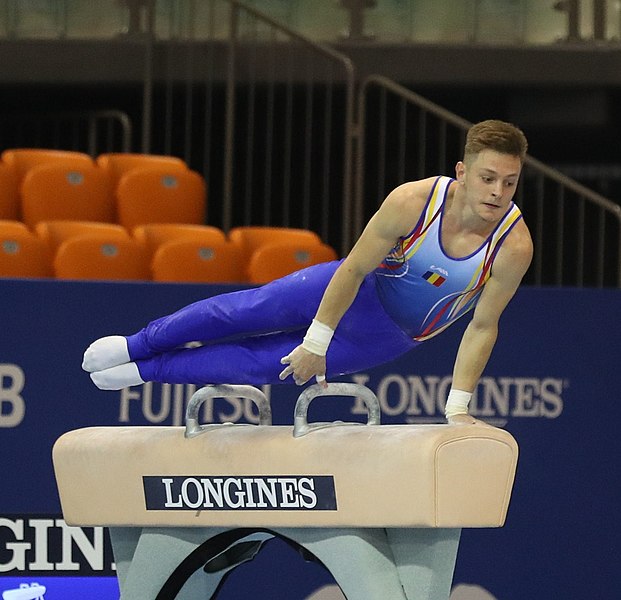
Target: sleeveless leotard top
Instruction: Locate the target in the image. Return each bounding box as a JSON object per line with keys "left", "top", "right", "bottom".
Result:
{"left": 374, "top": 176, "right": 523, "bottom": 341}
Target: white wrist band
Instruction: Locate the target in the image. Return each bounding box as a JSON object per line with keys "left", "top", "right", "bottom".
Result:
{"left": 445, "top": 388, "right": 472, "bottom": 418}
{"left": 302, "top": 319, "right": 334, "bottom": 356}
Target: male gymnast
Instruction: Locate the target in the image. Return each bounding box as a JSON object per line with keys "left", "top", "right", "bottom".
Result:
{"left": 83, "top": 119, "right": 533, "bottom": 424}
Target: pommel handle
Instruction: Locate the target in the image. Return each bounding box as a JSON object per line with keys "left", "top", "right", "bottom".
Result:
{"left": 185, "top": 384, "right": 272, "bottom": 438}
{"left": 293, "top": 383, "right": 380, "bottom": 438}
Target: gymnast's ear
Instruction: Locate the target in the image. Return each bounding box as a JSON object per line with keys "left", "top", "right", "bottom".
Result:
{"left": 455, "top": 161, "right": 466, "bottom": 184}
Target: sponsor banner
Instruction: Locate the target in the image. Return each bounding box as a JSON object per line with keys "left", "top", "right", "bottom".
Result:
{"left": 143, "top": 475, "right": 337, "bottom": 511}
{"left": 0, "top": 516, "right": 114, "bottom": 576}
{"left": 1, "top": 280, "right": 620, "bottom": 599}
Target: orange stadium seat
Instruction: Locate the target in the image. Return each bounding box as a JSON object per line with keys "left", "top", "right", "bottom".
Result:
{"left": 0, "top": 163, "right": 20, "bottom": 220}
{"left": 97, "top": 153, "right": 187, "bottom": 187}
{"left": 1, "top": 148, "right": 94, "bottom": 183}
{"left": 21, "top": 163, "right": 115, "bottom": 228}
{"left": 246, "top": 241, "right": 338, "bottom": 284}
{"left": 35, "top": 220, "right": 131, "bottom": 261}
{"left": 115, "top": 167, "right": 206, "bottom": 230}
{"left": 151, "top": 239, "right": 244, "bottom": 283}
{"left": 229, "top": 226, "right": 324, "bottom": 280}
{"left": 229, "top": 226, "right": 323, "bottom": 255}
{"left": 0, "top": 220, "right": 30, "bottom": 236}
{"left": 53, "top": 235, "right": 150, "bottom": 281}
{"left": 0, "top": 222, "right": 52, "bottom": 278}
{"left": 132, "top": 223, "right": 225, "bottom": 258}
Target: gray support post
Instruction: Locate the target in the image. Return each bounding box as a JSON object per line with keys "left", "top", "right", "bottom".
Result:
{"left": 387, "top": 528, "right": 462, "bottom": 600}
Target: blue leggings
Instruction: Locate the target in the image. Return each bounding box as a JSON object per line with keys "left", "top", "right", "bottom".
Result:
{"left": 126, "top": 261, "right": 419, "bottom": 385}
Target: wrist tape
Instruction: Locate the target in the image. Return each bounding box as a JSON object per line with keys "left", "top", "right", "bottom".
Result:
{"left": 445, "top": 388, "right": 472, "bottom": 418}
{"left": 302, "top": 319, "right": 334, "bottom": 356}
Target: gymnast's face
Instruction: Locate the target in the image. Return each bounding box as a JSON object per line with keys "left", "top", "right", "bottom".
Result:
{"left": 456, "top": 149, "right": 522, "bottom": 223}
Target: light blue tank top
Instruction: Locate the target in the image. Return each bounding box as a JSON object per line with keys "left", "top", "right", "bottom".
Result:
{"left": 374, "top": 176, "right": 523, "bottom": 340}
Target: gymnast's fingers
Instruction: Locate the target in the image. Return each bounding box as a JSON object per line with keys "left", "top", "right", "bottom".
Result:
{"left": 279, "top": 364, "right": 294, "bottom": 380}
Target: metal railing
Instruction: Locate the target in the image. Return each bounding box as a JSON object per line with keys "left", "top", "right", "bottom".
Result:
{"left": 356, "top": 75, "right": 621, "bottom": 287}
{"left": 0, "top": 110, "right": 132, "bottom": 157}
{"left": 142, "top": 0, "right": 356, "bottom": 256}
{"left": 224, "top": 0, "right": 355, "bottom": 253}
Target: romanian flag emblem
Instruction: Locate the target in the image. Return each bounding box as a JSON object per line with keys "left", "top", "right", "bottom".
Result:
{"left": 422, "top": 270, "right": 446, "bottom": 287}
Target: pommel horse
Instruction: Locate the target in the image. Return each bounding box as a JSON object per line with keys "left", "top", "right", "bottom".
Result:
{"left": 53, "top": 383, "right": 519, "bottom": 600}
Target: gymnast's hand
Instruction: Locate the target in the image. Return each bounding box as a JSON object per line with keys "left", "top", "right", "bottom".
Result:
{"left": 279, "top": 345, "right": 328, "bottom": 387}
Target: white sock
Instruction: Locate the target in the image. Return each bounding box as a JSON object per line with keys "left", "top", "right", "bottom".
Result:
{"left": 90, "top": 362, "right": 144, "bottom": 390}
{"left": 82, "top": 336, "right": 130, "bottom": 372}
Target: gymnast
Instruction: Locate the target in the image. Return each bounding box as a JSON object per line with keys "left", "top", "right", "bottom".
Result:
{"left": 82, "top": 119, "right": 533, "bottom": 424}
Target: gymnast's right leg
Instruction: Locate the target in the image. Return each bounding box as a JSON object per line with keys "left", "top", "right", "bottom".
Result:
{"left": 89, "top": 330, "right": 306, "bottom": 390}
{"left": 88, "top": 274, "right": 418, "bottom": 390}
{"left": 82, "top": 261, "right": 340, "bottom": 374}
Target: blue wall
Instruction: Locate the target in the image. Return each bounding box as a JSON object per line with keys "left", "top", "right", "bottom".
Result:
{"left": 1, "top": 279, "right": 620, "bottom": 599}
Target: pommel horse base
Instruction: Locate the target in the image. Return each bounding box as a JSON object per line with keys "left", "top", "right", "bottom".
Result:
{"left": 53, "top": 384, "right": 519, "bottom": 600}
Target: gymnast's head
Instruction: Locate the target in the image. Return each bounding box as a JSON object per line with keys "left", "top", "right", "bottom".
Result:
{"left": 455, "top": 120, "right": 528, "bottom": 196}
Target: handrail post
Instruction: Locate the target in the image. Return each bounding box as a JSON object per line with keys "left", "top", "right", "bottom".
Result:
{"left": 353, "top": 79, "right": 367, "bottom": 243}
{"left": 141, "top": 0, "right": 155, "bottom": 153}
{"left": 341, "top": 69, "right": 356, "bottom": 254}
{"left": 223, "top": 1, "right": 239, "bottom": 234}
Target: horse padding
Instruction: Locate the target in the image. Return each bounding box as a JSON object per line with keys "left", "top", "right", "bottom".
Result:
{"left": 53, "top": 423, "right": 518, "bottom": 529}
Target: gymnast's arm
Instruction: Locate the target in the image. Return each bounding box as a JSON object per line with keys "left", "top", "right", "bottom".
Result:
{"left": 447, "top": 221, "right": 533, "bottom": 425}
{"left": 279, "top": 180, "right": 431, "bottom": 386}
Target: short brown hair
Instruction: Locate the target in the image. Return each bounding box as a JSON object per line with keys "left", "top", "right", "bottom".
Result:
{"left": 464, "top": 120, "right": 528, "bottom": 163}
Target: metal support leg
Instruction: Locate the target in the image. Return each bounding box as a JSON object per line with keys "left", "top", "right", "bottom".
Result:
{"left": 110, "top": 527, "right": 275, "bottom": 600}
{"left": 109, "top": 527, "right": 143, "bottom": 593}
{"left": 281, "top": 527, "right": 408, "bottom": 600}
{"left": 386, "top": 528, "right": 461, "bottom": 600}
{"left": 112, "top": 527, "right": 223, "bottom": 599}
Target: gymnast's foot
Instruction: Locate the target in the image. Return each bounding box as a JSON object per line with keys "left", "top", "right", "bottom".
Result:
{"left": 90, "top": 362, "right": 145, "bottom": 390}
{"left": 82, "top": 336, "right": 130, "bottom": 372}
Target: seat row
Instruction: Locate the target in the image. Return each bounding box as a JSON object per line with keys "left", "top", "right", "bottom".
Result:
{"left": 0, "top": 221, "right": 339, "bottom": 284}
{"left": 0, "top": 148, "right": 206, "bottom": 229}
